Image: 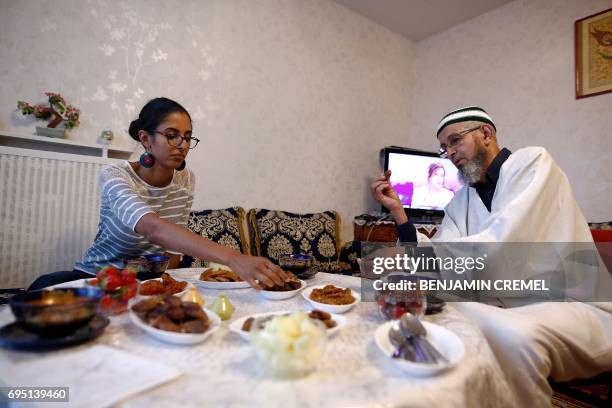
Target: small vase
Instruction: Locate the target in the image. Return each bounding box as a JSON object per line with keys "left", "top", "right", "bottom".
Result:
{"left": 36, "top": 126, "right": 66, "bottom": 138}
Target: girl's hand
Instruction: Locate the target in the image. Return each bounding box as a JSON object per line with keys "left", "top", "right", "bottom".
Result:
{"left": 227, "top": 253, "right": 289, "bottom": 289}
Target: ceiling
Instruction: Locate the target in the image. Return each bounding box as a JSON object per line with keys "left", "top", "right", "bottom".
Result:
{"left": 334, "top": 0, "right": 514, "bottom": 42}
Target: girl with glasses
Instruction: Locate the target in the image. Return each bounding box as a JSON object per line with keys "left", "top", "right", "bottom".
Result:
{"left": 30, "top": 97, "right": 289, "bottom": 290}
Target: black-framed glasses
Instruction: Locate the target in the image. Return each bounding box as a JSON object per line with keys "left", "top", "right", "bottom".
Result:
{"left": 438, "top": 125, "right": 481, "bottom": 158}
{"left": 152, "top": 130, "right": 200, "bottom": 149}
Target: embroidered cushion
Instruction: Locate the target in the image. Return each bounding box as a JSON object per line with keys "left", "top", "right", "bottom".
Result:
{"left": 248, "top": 209, "right": 340, "bottom": 264}
{"left": 180, "top": 207, "right": 249, "bottom": 268}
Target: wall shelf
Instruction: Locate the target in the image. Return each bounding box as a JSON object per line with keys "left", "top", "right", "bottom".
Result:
{"left": 0, "top": 130, "right": 134, "bottom": 159}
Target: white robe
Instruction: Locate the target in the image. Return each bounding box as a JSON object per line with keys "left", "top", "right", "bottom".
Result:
{"left": 430, "top": 146, "right": 591, "bottom": 243}
{"left": 417, "top": 147, "right": 612, "bottom": 407}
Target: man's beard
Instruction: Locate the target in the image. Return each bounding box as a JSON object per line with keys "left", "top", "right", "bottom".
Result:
{"left": 458, "top": 149, "right": 485, "bottom": 185}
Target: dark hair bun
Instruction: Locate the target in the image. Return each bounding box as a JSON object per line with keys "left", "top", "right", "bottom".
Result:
{"left": 128, "top": 118, "right": 142, "bottom": 141}
{"left": 129, "top": 97, "right": 191, "bottom": 143}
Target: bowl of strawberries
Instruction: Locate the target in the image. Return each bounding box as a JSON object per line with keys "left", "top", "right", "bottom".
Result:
{"left": 87, "top": 266, "right": 138, "bottom": 315}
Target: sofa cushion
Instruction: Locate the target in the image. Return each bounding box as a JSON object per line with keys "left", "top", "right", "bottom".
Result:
{"left": 248, "top": 209, "right": 340, "bottom": 264}
{"left": 180, "top": 207, "right": 249, "bottom": 268}
{"left": 338, "top": 240, "right": 361, "bottom": 272}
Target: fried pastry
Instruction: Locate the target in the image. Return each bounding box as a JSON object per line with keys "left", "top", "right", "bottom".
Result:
{"left": 139, "top": 280, "right": 166, "bottom": 296}
{"left": 181, "top": 319, "right": 208, "bottom": 333}
{"left": 139, "top": 273, "right": 188, "bottom": 296}
{"left": 241, "top": 310, "right": 336, "bottom": 332}
{"left": 131, "top": 296, "right": 164, "bottom": 313}
{"left": 131, "top": 295, "right": 211, "bottom": 334}
{"left": 310, "top": 285, "right": 355, "bottom": 305}
{"left": 150, "top": 314, "right": 180, "bottom": 332}
{"left": 263, "top": 271, "right": 301, "bottom": 291}
{"left": 199, "top": 268, "right": 243, "bottom": 282}
{"left": 308, "top": 310, "right": 337, "bottom": 328}
{"left": 241, "top": 317, "right": 255, "bottom": 332}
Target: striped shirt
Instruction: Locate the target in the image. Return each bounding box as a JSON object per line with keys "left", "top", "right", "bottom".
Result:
{"left": 75, "top": 161, "right": 195, "bottom": 274}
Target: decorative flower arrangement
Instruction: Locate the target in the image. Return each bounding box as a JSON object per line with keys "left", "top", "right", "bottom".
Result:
{"left": 17, "top": 92, "right": 80, "bottom": 129}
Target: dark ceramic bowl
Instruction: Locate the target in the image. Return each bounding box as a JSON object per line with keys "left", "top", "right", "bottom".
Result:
{"left": 126, "top": 254, "right": 170, "bottom": 280}
{"left": 9, "top": 287, "right": 103, "bottom": 337}
{"left": 279, "top": 254, "right": 316, "bottom": 279}
{"left": 144, "top": 254, "right": 170, "bottom": 273}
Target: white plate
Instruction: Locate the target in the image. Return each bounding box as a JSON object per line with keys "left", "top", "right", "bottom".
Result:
{"left": 374, "top": 321, "right": 465, "bottom": 376}
{"left": 301, "top": 284, "right": 361, "bottom": 314}
{"left": 193, "top": 268, "right": 251, "bottom": 290}
{"left": 129, "top": 305, "right": 221, "bottom": 345}
{"left": 165, "top": 267, "right": 206, "bottom": 280}
{"left": 229, "top": 310, "right": 347, "bottom": 340}
{"left": 138, "top": 278, "right": 193, "bottom": 298}
{"left": 259, "top": 280, "right": 306, "bottom": 300}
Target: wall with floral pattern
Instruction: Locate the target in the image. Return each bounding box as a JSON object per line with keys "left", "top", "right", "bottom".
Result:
{"left": 0, "top": 0, "right": 415, "bottom": 241}
{"left": 409, "top": 0, "right": 612, "bottom": 223}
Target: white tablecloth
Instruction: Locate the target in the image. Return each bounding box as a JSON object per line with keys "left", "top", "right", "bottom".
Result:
{"left": 0, "top": 272, "right": 517, "bottom": 408}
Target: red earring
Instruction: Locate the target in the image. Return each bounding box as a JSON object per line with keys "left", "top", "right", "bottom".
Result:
{"left": 139, "top": 151, "right": 155, "bottom": 168}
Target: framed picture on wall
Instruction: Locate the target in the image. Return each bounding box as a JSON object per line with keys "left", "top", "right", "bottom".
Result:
{"left": 575, "top": 8, "right": 612, "bottom": 99}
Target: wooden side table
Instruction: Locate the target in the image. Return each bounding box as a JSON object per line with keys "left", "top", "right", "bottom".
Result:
{"left": 353, "top": 218, "right": 439, "bottom": 242}
{"left": 353, "top": 220, "right": 398, "bottom": 242}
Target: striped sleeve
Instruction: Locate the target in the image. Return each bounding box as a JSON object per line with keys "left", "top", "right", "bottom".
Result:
{"left": 99, "top": 166, "right": 154, "bottom": 232}
{"left": 178, "top": 168, "right": 196, "bottom": 226}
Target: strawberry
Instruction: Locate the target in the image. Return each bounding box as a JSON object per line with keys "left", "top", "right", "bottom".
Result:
{"left": 101, "top": 294, "right": 112, "bottom": 307}
{"left": 105, "top": 275, "right": 122, "bottom": 292}
{"left": 376, "top": 293, "right": 389, "bottom": 307}
{"left": 121, "top": 269, "right": 136, "bottom": 284}
{"left": 122, "top": 285, "right": 137, "bottom": 301}
{"left": 126, "top": 285, "right": 137, "bottom": 298}
{"left": 391, "top": 304, "right": 408, "bottom": 319}
{"left": 105, "top": 267, "right": 120, "bottom": 277}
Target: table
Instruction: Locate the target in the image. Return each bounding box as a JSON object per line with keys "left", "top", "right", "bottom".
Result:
{"left": 0, "top": 272, "right": 517, "bottom": 407}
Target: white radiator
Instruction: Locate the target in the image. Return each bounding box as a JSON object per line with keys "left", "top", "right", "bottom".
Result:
{"left": 0, "top": 147, "right": 114, "bottom": 288}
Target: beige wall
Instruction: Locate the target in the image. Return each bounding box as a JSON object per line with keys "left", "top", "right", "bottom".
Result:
{"left": 2, "top": 0, "right": 610, "bottom": 246}
{"left": 0, "top": 0, "right": 415, "bottom": 241}
{"left": 410, "top": 0, "right": 612, "bottom": 222}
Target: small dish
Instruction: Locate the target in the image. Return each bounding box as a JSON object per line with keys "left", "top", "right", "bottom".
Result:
{"left": 260, "top": 280, "right": 306, "bottom": 300}
{"left": 194, "top": 279, "right": 251, "bottom": 290}
{"left": 301, "top": 284, "right": 361, "bottom": 314}
{"left": 279, "top": 254, "right": 316, "bottom": 279}
{"left": 127, "top": 255, "right": 170, "bottom": 280}
{"left": 374, "top": 321, "right": 464, "bottom": 376}
{"left": 165, "top": 267, "right": 205, "bottom": 280}
{"left": 229, "top": 310, "right": 347, "bottom": 340}
{"left": 194, "top": 267, "right": 251, "bottom": 290}
{"left": 129, "top": 306, "right": 221, "bottom": 345}
{"left": 9, "top": 287, "right": 104, "bottom": 336}
{"left": 138, "top": 278, "right": 193, "bottom": 298}
{"left": 0, "top": 315, "right": 109, "bottom": 351}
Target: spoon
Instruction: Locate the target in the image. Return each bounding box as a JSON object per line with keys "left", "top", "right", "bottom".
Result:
{"left": 400, "top": 313, "right": 448, "bottom": 364}
{"left": 397, "top": 320, "right": 431, "bottom": 363}
{"left": 388, "top": 324, "right": 416, "bottom": 361}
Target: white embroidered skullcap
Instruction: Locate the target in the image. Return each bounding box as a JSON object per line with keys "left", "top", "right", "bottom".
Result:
{"left": 437, "top": 106, "right": 496, "bottom": 136}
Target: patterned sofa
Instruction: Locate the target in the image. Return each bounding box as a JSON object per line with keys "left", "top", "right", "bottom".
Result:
{"left": 179, "top": 207, "right": 359, "bottom": 274}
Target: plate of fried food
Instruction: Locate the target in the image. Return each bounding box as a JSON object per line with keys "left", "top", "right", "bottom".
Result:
{"left": 129, "top": 295, "right": 221, "bottom": 345}
{"left": 195, "top": 265, "right": 251, "bottom": 290}
{"left": 139, "top": 273, "right": 192, "bottom": 297}
{"left": 259, "top": 272, "right": 305, "bottom": 300}
{"left": 229, "top": 309, "right": 347, "bottom": 340}
{"left": 301, "top": 284, "right": 361, "bottom": 314}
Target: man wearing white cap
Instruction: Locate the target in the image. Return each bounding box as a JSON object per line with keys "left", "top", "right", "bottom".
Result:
{"left": 370, "top": 106, "right": 612, "bottom": 406}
